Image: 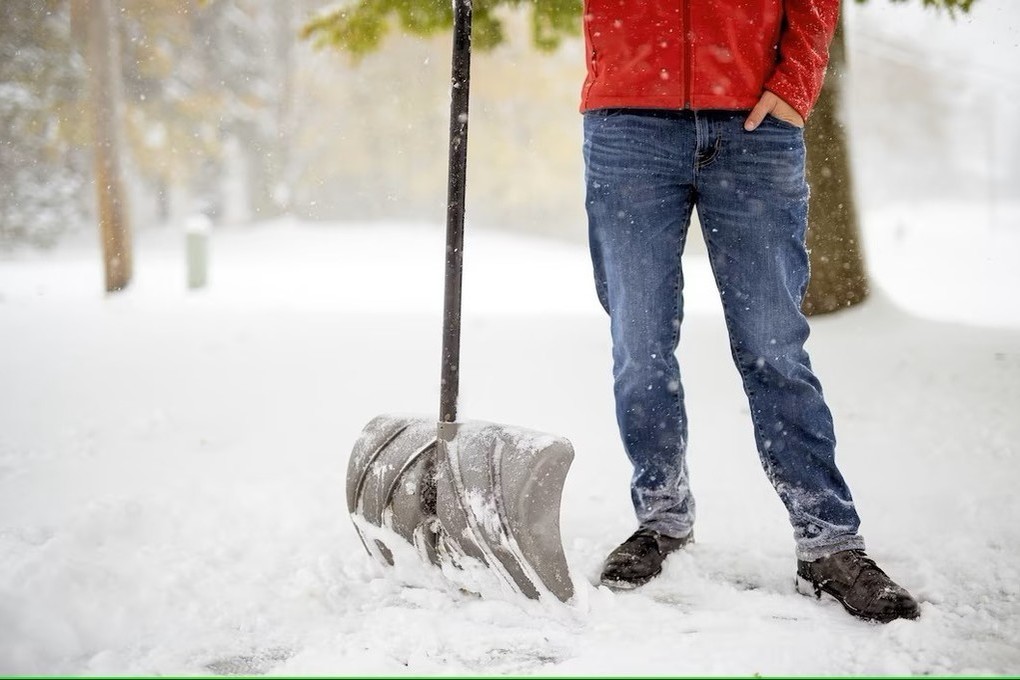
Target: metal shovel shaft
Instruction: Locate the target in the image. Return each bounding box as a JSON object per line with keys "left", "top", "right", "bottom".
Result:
{"left": 439, "top": 0, "right": 473, "bottom": 424}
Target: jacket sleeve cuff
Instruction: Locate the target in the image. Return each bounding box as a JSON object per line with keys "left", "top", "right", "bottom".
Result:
{"left": 764, "top": 0, "right": 840, "bottom": 121}
{"left": 764, "top": 71, "right": 817, "bottom": 121}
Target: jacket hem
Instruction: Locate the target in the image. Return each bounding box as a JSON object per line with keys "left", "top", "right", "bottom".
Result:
{"left": 581, "top": 92, "right": 761, "bottom": 114}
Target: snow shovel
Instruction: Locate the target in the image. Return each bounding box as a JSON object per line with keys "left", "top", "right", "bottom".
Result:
{"left": 345, "top": 0, "right": 575, "bottom": 602}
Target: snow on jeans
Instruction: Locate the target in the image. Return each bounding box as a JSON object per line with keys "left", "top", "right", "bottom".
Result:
{"left": 583, "top": 109, "right": 865, "bottom": 561}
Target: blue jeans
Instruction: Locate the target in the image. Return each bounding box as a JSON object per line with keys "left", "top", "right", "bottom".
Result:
{"left": 583, "top": 109, "right": 864, "bottom": 561}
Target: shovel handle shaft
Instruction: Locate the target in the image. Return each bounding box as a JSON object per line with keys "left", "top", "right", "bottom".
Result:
{"left": 440, "top": 0, "right": 472, "bottom": 424}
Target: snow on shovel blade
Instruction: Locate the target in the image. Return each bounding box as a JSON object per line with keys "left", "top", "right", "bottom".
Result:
{"left": 347, "top": 415, "right": 441, "bottom": 567}
{"left": 435, "top": 421, "right": 574, "bottom": 602}
{"left": 347, "top": 414, "right": 575, "bottom": 602}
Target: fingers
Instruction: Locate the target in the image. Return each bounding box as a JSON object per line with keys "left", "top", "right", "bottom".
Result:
{"left": 744, "top": 91, "right": 777, "bottom": 131}
{"left": 777, "top": 101, "right": 806, "bottom": 128}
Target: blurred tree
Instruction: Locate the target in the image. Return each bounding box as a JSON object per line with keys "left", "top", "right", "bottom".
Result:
{"left": 303, "top": 0, "right": 976, "bottom": 315}
{"left": 118, "top": 0, "right": 299, "bottom": 223}
{"left": 2, "top": 0, "right": 300, "bottom": 269}
{"left": 73, "top": 0, "right": 133, "bottom": 292}
{"left": 0, "top": 1, "right": 87, "bottom": 249}
{"left": 804, "top": 0, "right": 976, "bottom": 314}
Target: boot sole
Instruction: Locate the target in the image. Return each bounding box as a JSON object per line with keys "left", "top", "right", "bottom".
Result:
{"left": 600, "top": 577, "right": 641, "bottom": 591}
{"left": 796, "top": 575, "right": 910, "bottom": 624}
{"left": 796, "top": 574, "right": 871, "bottom": 620}
{"left": 600, "top": 567, "right": 661, "bottom": 591}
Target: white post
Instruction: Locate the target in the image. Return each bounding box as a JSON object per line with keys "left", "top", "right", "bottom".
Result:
{"left": 185, "top": 214, "right": 211, "bottom": 290}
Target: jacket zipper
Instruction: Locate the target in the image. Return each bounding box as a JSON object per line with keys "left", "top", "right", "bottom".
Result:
{"left": 682, "top": 0, "right": 693, "bottom": 108}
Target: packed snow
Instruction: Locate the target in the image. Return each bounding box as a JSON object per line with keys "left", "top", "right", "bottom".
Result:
{"left": 1, "top": 207, "right": 1018, "bottom": 675}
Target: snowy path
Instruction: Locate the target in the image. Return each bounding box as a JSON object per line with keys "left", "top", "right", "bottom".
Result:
{"left": 1, "top": 221, "right": 1018, "bottom": 674}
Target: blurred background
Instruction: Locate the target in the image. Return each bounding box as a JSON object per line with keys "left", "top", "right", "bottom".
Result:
{"left": 2, "top": 5, "right": 1019, "bottom": 673}
{"left": 2, "top": 0, "right": 1017, "bottom": 248}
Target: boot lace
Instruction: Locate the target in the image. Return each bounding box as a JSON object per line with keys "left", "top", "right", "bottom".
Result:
{"left": 618, "top": 528, "right": 662, "bottom": 557}
{"left": 842, "top": 550, "right": 895, "bottom": 593}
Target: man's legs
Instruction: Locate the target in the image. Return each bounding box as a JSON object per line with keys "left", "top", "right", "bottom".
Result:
{"left": 583, "top": 109, "right": 919, "bottom": 619}
{"left": 583, "top": 109, "right": 697, "bottom": 541}
{"left": 694, "top": 111, "right": 864, "bottom": 560}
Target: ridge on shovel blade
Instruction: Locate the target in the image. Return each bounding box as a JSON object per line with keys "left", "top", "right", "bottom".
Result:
{"left": 347, "top": 414, "right": 575, "bottom": 602}
{"left": 346, "top": 416, "right": 441, "bottom": 567}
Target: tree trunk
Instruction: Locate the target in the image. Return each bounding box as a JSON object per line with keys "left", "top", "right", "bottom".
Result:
{"left": 82, "top": 0, "right": 132, "bottom": 292}
{"left": 802, "top": 16, "right": 867, "bottom": 315}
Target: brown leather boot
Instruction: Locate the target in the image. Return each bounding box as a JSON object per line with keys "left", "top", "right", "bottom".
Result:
{"left": 600, "top": 528, "right": 693, "bottom": 589}
{"left": 797, "top": 549, "right": 921, "bottom": 623}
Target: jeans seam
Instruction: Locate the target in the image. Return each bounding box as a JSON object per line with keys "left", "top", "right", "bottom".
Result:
{"left": 671, "top": 203, "right": 685, "bottom": 460}
{"left": 694, "top": 134, "right": 722, "bottom": 171}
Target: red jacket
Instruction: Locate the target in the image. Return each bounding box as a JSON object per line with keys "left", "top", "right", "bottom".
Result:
{"left": 580, "top": 0, "right": 840, "bottom": 120}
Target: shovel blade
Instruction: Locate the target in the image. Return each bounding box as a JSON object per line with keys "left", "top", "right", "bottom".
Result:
{"left": 347, "top": 415, "right": 574, "bottom": 602}
{"left": 436, "top": 420, "right": 575, "bottom": 602}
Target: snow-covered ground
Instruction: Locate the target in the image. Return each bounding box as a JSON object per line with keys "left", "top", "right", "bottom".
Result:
{"left": 1, "top": 208, "right": 1018, "bottom": 675}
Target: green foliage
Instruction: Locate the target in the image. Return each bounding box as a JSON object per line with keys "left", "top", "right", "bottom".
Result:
{"left": 304, "top": 0, "right": 976, "bottom": 56}
{"left": 301, "top": 0, "right": 582, "bottom": 57}
{"left": 854, "top": 0, "right": 976, "bottom": 16}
